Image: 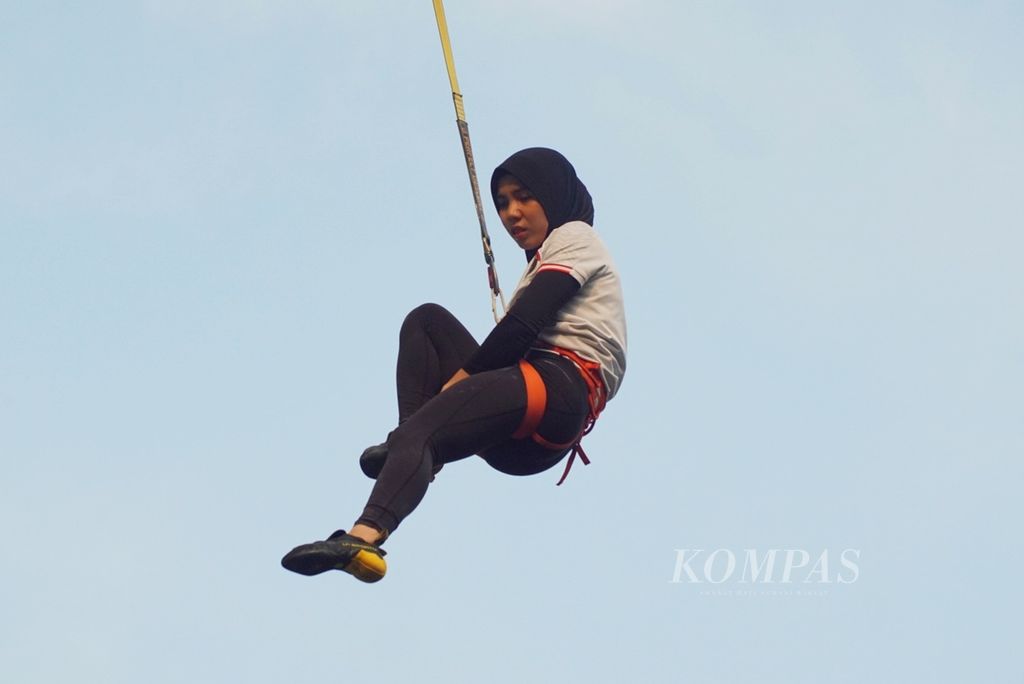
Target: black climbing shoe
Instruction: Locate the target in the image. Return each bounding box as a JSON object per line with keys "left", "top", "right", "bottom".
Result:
{"left": 281, "top": 530, "right": 387, "bottom": 583}
{"left": 359, "top": 443, "right": 388, "bottom": 479}
{"left": 359, "top": 442, "right": 443, "bottom": 481}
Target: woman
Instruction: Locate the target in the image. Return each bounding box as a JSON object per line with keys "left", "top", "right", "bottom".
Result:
{"left": 281, "top": 147, "right": 626, "bottom": 583}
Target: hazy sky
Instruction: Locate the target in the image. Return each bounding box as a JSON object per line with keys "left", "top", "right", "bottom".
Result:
{"left": 2, "top": 2, "right": 1021, "bottom": 682}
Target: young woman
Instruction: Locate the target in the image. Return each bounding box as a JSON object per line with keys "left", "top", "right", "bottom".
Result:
{"left": 281, "top": 147, "right": 626, "bottom": 583}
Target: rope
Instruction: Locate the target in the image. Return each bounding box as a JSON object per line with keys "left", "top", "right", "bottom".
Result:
{"left": 431, "top": 0, "right": 507, "bottom": 323}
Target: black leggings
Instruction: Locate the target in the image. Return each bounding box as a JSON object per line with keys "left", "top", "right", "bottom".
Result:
{"left": 356, "top": 303, "right": 590, "bottom": 535}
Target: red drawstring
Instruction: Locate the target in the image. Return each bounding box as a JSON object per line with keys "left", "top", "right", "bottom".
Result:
{"left": 555, "top": 442, "right": 592, "bottom": 486}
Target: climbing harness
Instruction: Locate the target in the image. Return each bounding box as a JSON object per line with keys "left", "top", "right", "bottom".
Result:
{"left": 514, "top": 347, "right": 608, "bottom": 485}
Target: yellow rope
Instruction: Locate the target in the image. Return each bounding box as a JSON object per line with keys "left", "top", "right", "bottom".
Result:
{"left": 432, "top": 0, "right": 463, "bottom": 113}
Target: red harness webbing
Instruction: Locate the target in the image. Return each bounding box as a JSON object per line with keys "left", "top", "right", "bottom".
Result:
{"left": 514, "top": 347, "right": 608, "bottom": 485}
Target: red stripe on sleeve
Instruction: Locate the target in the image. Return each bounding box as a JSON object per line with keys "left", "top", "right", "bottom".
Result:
{"left": 537, "top": 263, "right": 573, "bottom": 275}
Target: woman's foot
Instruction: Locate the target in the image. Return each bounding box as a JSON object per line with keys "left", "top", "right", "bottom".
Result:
{"left": 281, "top": 530, "right": 387, "bottom": 583}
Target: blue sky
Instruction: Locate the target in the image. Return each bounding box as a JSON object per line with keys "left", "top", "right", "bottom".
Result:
{"left": 2, "top": 2, "right": 1021, "bottom": 682}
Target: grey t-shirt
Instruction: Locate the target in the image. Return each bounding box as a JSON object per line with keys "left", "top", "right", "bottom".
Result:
{"left": 508, "top": 221, "right": 627, "bottom": 399}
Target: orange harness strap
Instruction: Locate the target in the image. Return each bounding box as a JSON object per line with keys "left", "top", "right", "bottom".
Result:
{"left": 512, "top": 359, "right": 546, "bottom": 440}
{"left": 512, "top": 349, "right": 608, "bottom": 485}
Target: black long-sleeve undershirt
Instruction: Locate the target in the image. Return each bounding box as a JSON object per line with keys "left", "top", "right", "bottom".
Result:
{"left": 462, "top": 270, "right": 581, "bottom": 374}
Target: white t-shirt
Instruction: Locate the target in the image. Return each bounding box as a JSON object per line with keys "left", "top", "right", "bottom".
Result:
{"left": 508, "top": 221, "right": 627, "bottom": 399}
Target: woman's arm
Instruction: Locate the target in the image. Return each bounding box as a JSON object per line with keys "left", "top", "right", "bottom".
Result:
{"left": 441, "top": 270, "right": 580, "bottom": 389}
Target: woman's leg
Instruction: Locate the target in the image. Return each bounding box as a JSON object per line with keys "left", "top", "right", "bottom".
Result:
{"left": 356, "top": 364, "right": 527, "bottom": 536}
{"left": 360, "top": 303, "right": 479, "bottom": 479}
{"left": 355, "top": 353, "right": 591, "bottom": 536}
{"left": 395, "top": 303, "right": 479, "bottom": 422}
{"left": 479, "top": 353, "right": 590, "bottom": 475}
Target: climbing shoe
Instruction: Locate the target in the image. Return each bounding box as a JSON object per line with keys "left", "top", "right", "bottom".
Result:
{"left": 359, "top": 442, "right": 388, "bottom": 479}
{"left": 281, "top": 530, "right": 387, "bottom": 583}
{"left": 359, "top": 442, "right": 443, "bottom": 481}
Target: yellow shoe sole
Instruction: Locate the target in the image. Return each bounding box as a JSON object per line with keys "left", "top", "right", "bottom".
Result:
{"left": 346, "top": 549, "right": 388, "bottom": 583}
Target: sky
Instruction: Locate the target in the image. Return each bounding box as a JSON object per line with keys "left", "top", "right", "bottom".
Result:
{"left": 2, "top": 1, "right": 1022, "bottom": 682}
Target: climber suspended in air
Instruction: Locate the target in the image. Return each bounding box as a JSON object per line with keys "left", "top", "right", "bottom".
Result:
{"left": 280, "top": 3, "right": 626, "bottom": 584}
{"left": 281, "top": 147, "right": 627, "bottom": 582}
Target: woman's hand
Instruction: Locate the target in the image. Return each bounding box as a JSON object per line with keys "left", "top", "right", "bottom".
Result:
{"left": 441, "top": 368, "right": 470, "bottom": 392}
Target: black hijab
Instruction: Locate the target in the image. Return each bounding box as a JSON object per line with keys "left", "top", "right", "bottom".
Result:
{"left": 490, "top": 147, "right": 594, "bottom": 259}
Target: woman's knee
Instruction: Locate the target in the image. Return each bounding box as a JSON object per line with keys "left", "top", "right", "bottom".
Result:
{"left": 401, "top": 302, "right": 451, "bottom": 335}
{"left": 386, "top": 425, "right": 436, "bottom": 472}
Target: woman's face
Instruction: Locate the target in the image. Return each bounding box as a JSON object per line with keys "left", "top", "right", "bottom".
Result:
{"left": 494, "top": 175, "right": 550, "bottom": 251}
